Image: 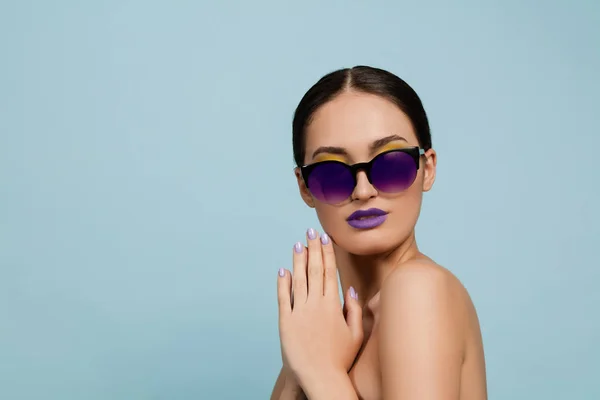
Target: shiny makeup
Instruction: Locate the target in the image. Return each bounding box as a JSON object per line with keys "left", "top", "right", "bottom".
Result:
{"left": 346, "top": 208, "right": 388, "bottom": 229}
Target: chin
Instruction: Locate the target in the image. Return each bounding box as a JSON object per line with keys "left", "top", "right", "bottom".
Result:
{"left": 332, "top": 227, "right": 406, "bottom": 256}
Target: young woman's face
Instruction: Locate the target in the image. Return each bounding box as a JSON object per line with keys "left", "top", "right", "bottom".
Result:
{"left": 295, "top": 91, "right": 437, "bottom": 256}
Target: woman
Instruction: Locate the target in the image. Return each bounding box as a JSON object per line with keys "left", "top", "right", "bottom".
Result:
{"left": 270, "top": 66, "right": 487, "bottom": 400}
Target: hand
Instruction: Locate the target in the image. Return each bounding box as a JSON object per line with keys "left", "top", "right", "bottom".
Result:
{"left": 277, "top": 228, "right": 363, "bottom": 389}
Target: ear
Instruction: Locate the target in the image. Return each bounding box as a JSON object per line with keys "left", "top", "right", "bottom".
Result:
{"left": 422, "top": 148, "right": 437, "bottom": 192}
{"left": 294, "top": 167, "right": 316, "bottom": 208}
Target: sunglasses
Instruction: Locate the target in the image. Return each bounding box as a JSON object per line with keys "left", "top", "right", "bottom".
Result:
{"left": 300, "top": 147, "right": 425, "bottom": 205}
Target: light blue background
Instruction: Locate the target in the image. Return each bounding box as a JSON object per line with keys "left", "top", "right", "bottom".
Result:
{"left": 1, "top": 1, "right": 598, "bottom": 399}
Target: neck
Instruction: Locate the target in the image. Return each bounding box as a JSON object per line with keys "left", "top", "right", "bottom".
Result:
{"left": 334, "top": 231, "right": 422, "bottom": 306}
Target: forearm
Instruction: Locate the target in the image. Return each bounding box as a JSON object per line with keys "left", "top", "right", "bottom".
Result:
{"left": 271, "top": 368, "right": 306, "bottom": 400}
{"left": 301, "top": 370, "right": 358, "bottom": 400}
{"left": 280, "top": 379, "right": 306, "bottom": 400}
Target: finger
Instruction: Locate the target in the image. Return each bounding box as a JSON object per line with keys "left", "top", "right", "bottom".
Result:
{"left": 306, "top": 228, "right": 324, "bottom": 299}
{"left": 290, "top": 285, "right": 295, "bottom": 310}
{"left": 345, "top": 286, "right": 364, "bottom": 344}
{"left": 292, "top": 241, "right": 308, "bottom": 304}
{"left": 320, "top": 232, "right": 340, "bottom": 303}
{"left": 277, "top": 268, "right": 292, "bottom": 318}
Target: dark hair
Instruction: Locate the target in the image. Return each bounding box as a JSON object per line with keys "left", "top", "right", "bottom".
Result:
{"left": 292, "top": 65, "right": 432, "bottom": 167}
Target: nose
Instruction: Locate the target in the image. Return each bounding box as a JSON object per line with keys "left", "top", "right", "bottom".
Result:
{"left": 351, "top": 171, "right": 378, "bottom": 201}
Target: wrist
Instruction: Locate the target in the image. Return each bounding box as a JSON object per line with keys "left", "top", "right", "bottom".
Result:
{"left": 301, "top": 369, "right": 357, "bottom": 400}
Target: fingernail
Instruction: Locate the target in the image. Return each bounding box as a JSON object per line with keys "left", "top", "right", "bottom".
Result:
{"left": 350, "top": 286, "right": 358, "bottom": 300}
{"left": 307, "top": 228, "right": 317, "bottom": 240}
{"left": 278, "top": 268, "right": 285, "bottom": 277}
{"left": 320, "top": 233, "right": 330, "bottom": 245}
{"left": 294, "top": 242, "right": 303, "bottom": 253}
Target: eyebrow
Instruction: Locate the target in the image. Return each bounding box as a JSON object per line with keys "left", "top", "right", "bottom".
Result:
{"left": 311, "top": 134, "right": 408, "bottom": 160}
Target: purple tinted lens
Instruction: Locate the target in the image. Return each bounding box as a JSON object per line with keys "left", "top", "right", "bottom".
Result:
{"left": 307, "top": 162, "right": 355, "bottom": 204}
{"left": 371, "top": 151, "right": 417, "bottom": 193}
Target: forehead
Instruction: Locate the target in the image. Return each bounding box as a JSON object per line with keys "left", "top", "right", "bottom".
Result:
{"left": 304, "top": 91, "right": 418, "bottom": 159}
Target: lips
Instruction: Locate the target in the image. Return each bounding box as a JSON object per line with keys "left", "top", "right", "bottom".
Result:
{"left": 346, "top": 208, "right": 388, "bottom": 230}
{"left": 347, "top": 208, "right": 388, "bottom": 221}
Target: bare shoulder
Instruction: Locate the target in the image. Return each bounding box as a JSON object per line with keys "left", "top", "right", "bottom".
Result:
{"left": 381, "top": 257, "right": 472, "bottom": 308}
{"left": 379, "top": 258, "right": 477, "bottom": 351}
{"left": 378, "top": 258, "right": 487, "bottom": 399}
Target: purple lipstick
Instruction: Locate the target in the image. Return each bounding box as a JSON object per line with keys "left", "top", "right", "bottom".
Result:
{"left": 346, "top": 208, "right": 388, "bottom": 229}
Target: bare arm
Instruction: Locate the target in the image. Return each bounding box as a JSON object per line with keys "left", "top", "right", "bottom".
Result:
{"left": 270, "top": 367, "right": 286, "bottom": 400}
{"left": 379, "top": 261, "right": 467, "bottom": 399}
{"left": 270, "top": 367, "right": 306, "bottom": 400}
{"left": 275, "top": 231, "right": 362, "bottom": 400}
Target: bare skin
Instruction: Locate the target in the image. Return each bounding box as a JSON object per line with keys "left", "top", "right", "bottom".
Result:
{"left": 271, "top": 90, "right": 487, "bottom": 399}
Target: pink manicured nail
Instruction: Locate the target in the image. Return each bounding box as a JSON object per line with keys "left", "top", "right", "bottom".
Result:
{"left": 350, "top": 286, "right": 358, "bottom": 300}
{"left": 294, "top": 242, "right": 303, "bottom": 253}
{"left": 320, "top": 233, "right": 330, "bottom": 245}
{"left": 278, "top": 268, "right": 285, "bottom": 277}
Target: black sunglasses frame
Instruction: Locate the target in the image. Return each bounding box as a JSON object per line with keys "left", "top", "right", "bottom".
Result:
{"left": 300, "top": 147, "right": 426, "bottom": 192}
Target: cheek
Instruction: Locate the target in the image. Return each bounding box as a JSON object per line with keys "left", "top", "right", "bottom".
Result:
{"left": 313, "top": 204, "right": 346, "bottom": 237}
{"left": 388, "top": 192, "right": 422, "bottom": 232}
{"left": 390, "top": 180, "right": 424, "bottom": 220}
